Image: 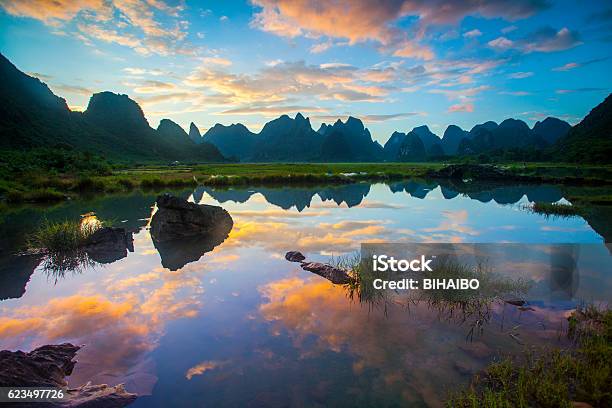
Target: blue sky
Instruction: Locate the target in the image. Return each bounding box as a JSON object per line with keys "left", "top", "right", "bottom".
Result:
{"left": 0, "top": 0, "right": 610, "bottom": 144}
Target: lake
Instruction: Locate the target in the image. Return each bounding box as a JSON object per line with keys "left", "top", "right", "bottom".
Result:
{"left": 0, "top": 180, "right": 610, "bottom": 407}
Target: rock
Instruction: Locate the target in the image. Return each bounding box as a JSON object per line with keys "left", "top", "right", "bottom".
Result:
{"left": 84, "top": 227, "right": 134, "bottom": 264}
{"left": 150, "top": 194, "right": 233, "bottom": 241}
{"left": 285, "top": 251, "right": 306, "bottom": 262}
{"left": 0, "top": 344, "right": 79, "bottom": 387}
{"left": 150, "top": 194, "right": 233, "bottom": 270}
{"left": 0, "top": 343, "right": 136, "bottom": 407}
{"left": 63, "top": 383, "right": 137, "bottom": 408}
{"left": 504, "top": 298, "right": 526, "bottom": 307}
{"left": 300, "top": 262, "right": 353, "bottom": 285}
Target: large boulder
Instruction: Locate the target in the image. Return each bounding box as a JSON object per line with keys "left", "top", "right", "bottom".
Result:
{"left": 0, "top": 343, "right": 137, "bottom": 407}
{"left": 150, "top": 194, "right": 233, "bottom": 270}
{"left": 150, "top": 194, "right": 232, "bottom": 241}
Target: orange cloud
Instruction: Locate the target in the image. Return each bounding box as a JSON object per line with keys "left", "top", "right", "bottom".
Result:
{"left": 0, "top": 0, "right": 191, "bottom": 56}
{"left": 185, "top": 360, "right": 226, "bottom": 380}
{"left": 250, "top": 0, "right": 546, "bottom": 59}
{"left": 257, "top": 274, "right": 569, "bottom": 405}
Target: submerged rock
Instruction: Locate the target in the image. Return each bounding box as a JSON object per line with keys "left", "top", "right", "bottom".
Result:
{"left": 504, "top": 298, "right": 526, "bottom": 307}
{"left": 285, "top": 251, "right": 305, "bottom": 262}
{"left": 300, "top": 262, "right": 353, "bottom": 285}
{"left": 150, "top": 194, "right": 233, "bottom": 270}
{"left": 0, "top": 343, "right": 136, "bottom": 407}
{"left": 285, "top": 251, "right": 354, "bottom": 284}
{"left": 84, "top": 227, "right": 134, "bottom": 264}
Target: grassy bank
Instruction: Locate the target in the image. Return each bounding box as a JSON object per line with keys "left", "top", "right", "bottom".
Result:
{"left": 1, "top": 163, "right": 439, "bottom": 204}
{"left": 447, "top": 305, "right": 612, "bottom": 408}
{"left": 1, "top": 161, "right": 611, "bottom": 205}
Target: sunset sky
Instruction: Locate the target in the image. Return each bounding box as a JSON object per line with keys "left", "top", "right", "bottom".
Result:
{"left": 1, "top": 0, "right": 610, "bottom": 143}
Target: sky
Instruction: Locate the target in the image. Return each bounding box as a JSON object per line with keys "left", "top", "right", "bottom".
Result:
{"left": 0, "top": 0, "right": 611, "bottom": 144}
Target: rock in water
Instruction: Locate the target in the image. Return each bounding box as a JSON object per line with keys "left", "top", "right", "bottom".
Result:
{"left": 285, "top": 251, "right": 306, "bottom": 262}
{"left": 301, "top": 262, "right": 353, "bottom": 285}
{"left": 151, "top": 194, "right": 232, "bottom": 240}
{"left": 84, "top": 227, "right": 134, "bottom": 264}
{"left": 150, "top": 194, "right": 233, "bottom": 270}
{"left": 0, "top": 343, "right": 137, "bottom": 407}
{"left": 0, "top": 344, "right": 79, "bottom": 387}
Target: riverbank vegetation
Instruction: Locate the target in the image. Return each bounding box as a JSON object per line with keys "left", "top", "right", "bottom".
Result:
{"left": 2, "top": 153, "right": 612, "bottom": 205}
{"left": 529, "top": 202, "right": 580, "bottom": 218}
{"left": 447, "top": 305, "right": 612, "bottom": 408}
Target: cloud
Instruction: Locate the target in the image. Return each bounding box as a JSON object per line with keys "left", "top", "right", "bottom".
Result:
{"left": 489, "top": 26, "right": 582, "bottom": 53}
{"left": 552, "top": 62, "right": 579, "bottom": 71}
{"left": 250, "top": 0, "right": 547, "bottom": 60}
{"left": 203, "top": 57, "right": 233, "bottom": 66}
{"left": 219, "top": 105, "right": 328, "bottom": 116}
{"left": 123, "top": 67, "right": 166, "bottom": 76}
{"left": 463, "top": 29, "right": 482, "bottom": 38}
{"left": 0, "top": 0, "right": 112, "bottom": 24}
{"left": 392, "top": 41, "right": 434, "bottom": 60}
{"left": 429, "top": 85, "right": 490, "bottom": 100}
{"left": 312, "top": 112, "right": 422, "bottom": 123}
{"left": 0, "top": 0, "right": 192, "bottom": 56}
{"left": 552, "top": 57, "right": 609, "bottom": 71}
{"left": 132, "top": 80, "right": 177, "bottom": 94}
{"left": 185, "top": 360, "right": 226, "bottom": 380}
{"left": 555, "top": 88, "right": 607, "bottom": 94}
{"left": 50, "top": 83, "right": 94, "bottom": 95}
{"left": 184, "top": 60, "right": 390, "bottom": 106}
{"left": 422, "top": 210, "right": 478, "bottom": 236}
{"left": 499, "top": 91, "right": 531, "bottom": 96}
{"left": 522, "top": 27, "right": 582, "bottom": 52}
{"left": 448, "top": 103, "right": 474, "bottom": 113}
{"left": 501, "top": 25, "right": 518, "bottom": 34}
{"left": 507, "top": 71, "right": 534, "bottom": 79}
{"left": 488, "top": 36, "right": 514, "bottom": 49}
{"left": 310, "top": 40, "right": 335, "bottom": 54}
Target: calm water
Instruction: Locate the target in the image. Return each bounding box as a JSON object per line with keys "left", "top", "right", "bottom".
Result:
{"left": 0, "top": 181, "right": 610, "bottom": 407}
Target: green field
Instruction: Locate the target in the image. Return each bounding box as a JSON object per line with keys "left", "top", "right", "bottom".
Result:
{"left": 1, "top": 158, "right": 612, "bottom": 205}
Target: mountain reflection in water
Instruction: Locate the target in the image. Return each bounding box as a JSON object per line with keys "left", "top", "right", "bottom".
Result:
{"left": 0, "top": 181, "right": 609, "bottom": 407}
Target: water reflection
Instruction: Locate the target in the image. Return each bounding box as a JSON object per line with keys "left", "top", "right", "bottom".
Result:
{"left": 0, "top": 181, "right": 609, "bottom": 407}
{"left": 196, "top": 180, "right": 564, "bottom": 210}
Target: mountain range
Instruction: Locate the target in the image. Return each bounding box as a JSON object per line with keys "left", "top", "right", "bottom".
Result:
{"left": 0, "top": 53, "right": 224, "bottom": 162}
{"left": 1, "top": 53, "right": 609, "bottom": 164}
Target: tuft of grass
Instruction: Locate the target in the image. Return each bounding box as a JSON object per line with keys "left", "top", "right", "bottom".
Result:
{"left": 530, "top": 202, "right": 580, "bottom": 218}
{"left": 447, "top": 305, "right": 612, "bottom": 408}
{"left": 28, "top": 218, "right": 101, "bottom": 254}
{"left": 28, "top": 217, "right": 105, "bottom": 279}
